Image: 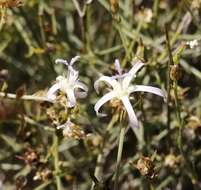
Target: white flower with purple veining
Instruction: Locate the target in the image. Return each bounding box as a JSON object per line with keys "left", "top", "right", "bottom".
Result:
{"left": 94, "top": 59, "right": 166, "bottom": 130}
{"left": 47, "top": 56, "right": 88, "bottom": 108}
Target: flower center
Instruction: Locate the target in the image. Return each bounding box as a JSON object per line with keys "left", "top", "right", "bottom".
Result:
{"left": 113, "top": 81, "right": 129, "bottom": 98}
{"left": 60, "top": 79, "right": 72, "bottom": 92}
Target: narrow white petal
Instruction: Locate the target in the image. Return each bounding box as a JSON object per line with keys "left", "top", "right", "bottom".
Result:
{"left": 74, "top": 82, "right": 88, "bottom": 92}
{"left": 66, "top": 89, "right": 76, "bottom": 107}
{"left": 94, "top": 91, "right": 116, "bottom": 117}
{"left": 70, "top": 56, "right": 80, "bottom": 65}
{"left": 122, "top": 60, "right": 144, "bottom": 88}
{"left": 47, "top": 83, "right": 61, "bottom": 100}
{"left": 94, "top": 76, "right": 118, "bottom": 94}
{"left": 75, "top": 91, "right": 88, "bottom": 98}
{"left": 68, "top": 69, "right": 79, "bottom": 83}
{"left": 129, "top": 60, "right": 144, "bottom": 76}
{"left": 121, "top": 96, "right": 139, "bottom": 129}
{"left": 129, "top": 85, "right": 167, "bottom": 99}
{"left": 74, "top": 82, "right": 88, "bottom": 98}
{"left": 55, "top": 59, "right": 68, "bottom": 66}
{"left": 114, "top": 59, "right": 122, "bottom": 75}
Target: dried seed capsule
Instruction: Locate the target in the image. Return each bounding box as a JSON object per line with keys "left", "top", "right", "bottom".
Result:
{"left": 135, "top": 156, "right": 157, "bottom": 179}
{"left": 170, "top": 64, "right": 182, "bottom": 81}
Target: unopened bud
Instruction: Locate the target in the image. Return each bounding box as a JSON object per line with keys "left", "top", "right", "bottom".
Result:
{"left": 170, "top": 64, "right": 182, "bottom": 81}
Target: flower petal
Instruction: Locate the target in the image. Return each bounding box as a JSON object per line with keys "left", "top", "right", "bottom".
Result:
{"left": 68, "top": 68, "right": 79, "bottom": 82}
{"left": 74, "top": 82, "right": 88, "bottom": 92}
{"left": 115, "top": 59, "right": 122, "bottom": 75}
{"left": 47, "top": 83, "right": 61, "bottom": 101}
{"left": 129, "top": 60, "right": 144, "bottom": 76}
{"left": 74, "top": 82, "right": 88, "bottom": 98}
{"left": 129, "top": 85, "right": 167, "bottom": 99}
{"left": 75, "top": 91, "right": 88, "bottom": 98}
{"left": 55, "top": 59, "right": 68, "bottom": 66}
{"left": 121, "top": 96, "right": 139, "bottom": 129}
{"left": 66, "top": 89, "right": 76, "bottom": 107}
{"left": 94, "top": 76, "right": 118, "bottom": 94}
{"left": 70, "top": 55, "right": 80, "bottom": 66}
{"left": 122, "top": 60, "right": 144, "bottom": 88}
{"left": 94, "top": 91, "right": 116, "bottom": 117}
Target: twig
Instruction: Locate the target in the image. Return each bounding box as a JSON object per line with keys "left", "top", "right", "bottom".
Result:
{"left": 0, "top": 92, "right": 49, "bottom": 102}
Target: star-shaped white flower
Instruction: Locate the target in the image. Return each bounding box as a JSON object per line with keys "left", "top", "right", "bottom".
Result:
{"left": 94, "top": 59, "right": 167, "bottom": 130}
{"left": 47, "top": 56, "right": 88, "bottom": 108}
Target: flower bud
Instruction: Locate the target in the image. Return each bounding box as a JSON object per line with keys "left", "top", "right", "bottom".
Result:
{"left": 170, "top": 64, "right": 182, "bottom": 81}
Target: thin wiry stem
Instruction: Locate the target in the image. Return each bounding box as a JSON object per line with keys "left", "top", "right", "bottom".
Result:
{"left": 166, "top": 26, "right": 198, "bottom": 188}
{"left": 114, "top": 125, "right": 126, "bottom": 190}
{"left": 165, "top": 25, "right": 172, "bottom": 132}
{"left": 173, "top": 81, "right": 183, "bottom": 150}
{"left": 53, "top": 133, "right": 62, "bottom": 190}
{"left": 94, "top": 154, "right": 103, "bottom": 180}
{"left": 90, "top": 114, "right": 118, "bottom": 190}
{"left": 173, "top": 80, "right": 199, "bottom": 188}
{"left": 0, "top": 92, "right": 49, "bottom": 102}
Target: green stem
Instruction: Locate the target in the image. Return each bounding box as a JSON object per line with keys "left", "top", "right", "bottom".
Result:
{"left": 172, "top": 61, "right": 198, "bottom": 189}
{"left": 90, "top": 115, "right": 118, "bottom": 190}
{"left": 173, "top": 81, "right": 183, "bottom": 151}
{"left": 90, "top": 153, "right": 103, "bottom": 190}
{"left": 94, "top": 154, "right": 103, "bottom": 180}
{"left": 34, "top": 181, "right": 52, "bottom": 190}
{"left": 153, "top": 0, "right": 159, "bottom": 19}
{"left": 0, "top": 92, "right": 49, "bottom": 102}
{"left": 165, "top": 25, "right": 172, "bottom": 132}
{"left": 114, "top": 126, "right": 126, "bottom": 190}
{"left": 53, "top": 133, "right": 62, "bottom": 190}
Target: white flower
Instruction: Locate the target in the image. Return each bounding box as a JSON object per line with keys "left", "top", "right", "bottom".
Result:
{"left": 94, "top": 59, "right": 166, "bottom": 130}
{"left": 47, "top": 56, "right": 88, "bottom": 108}
{"left": 186, "top": 40, "right": 199, "bottom": 49}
